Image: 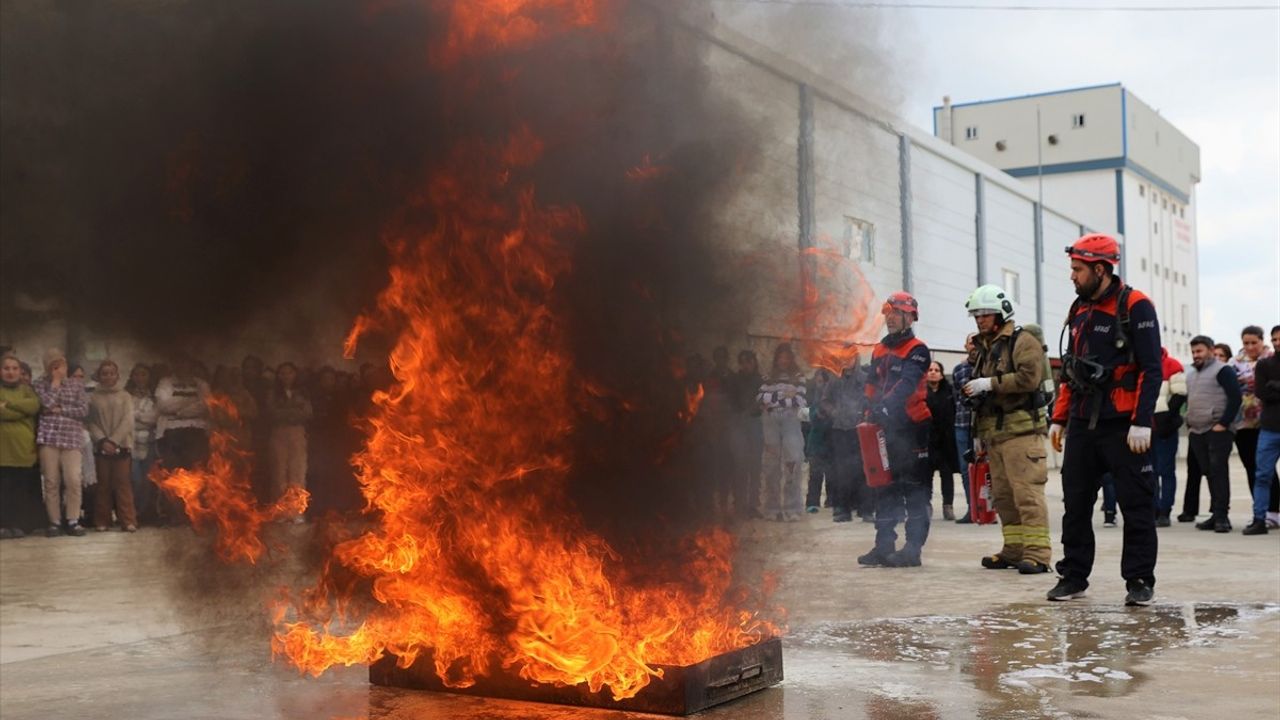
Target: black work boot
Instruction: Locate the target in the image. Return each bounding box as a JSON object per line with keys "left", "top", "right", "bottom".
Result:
{"left": 884, "top": 547, "right": 922, "bottom": 568}
{"left": 981, "top": 554, "right": 1016, "bottom": 569}
{"left": 1243, "top": 518, "right": 1269, "bottom": 535}
{"left": 857, "top": 547, "right": 892, "bottom": 567}
{"left": 1195, "top": 517, "right": 1217, "bottom": 531}
{"left": 1017, "top": 560, "right": 1051, "bottom": 575}
{"left": 1046, "top": 577, "right": 1088, "bottom": 601}
{"left": 1124, "top": 578, "right": 1154, "bottom": 606}
{"left": 1155, "top": 509, "right": 1171, "bottom": 528}
{"left": 1176, "top": 512, "right": 1196, "bottom": 523}
{"left": 1214, "top": 516, "right": 1232, "bottom": 533}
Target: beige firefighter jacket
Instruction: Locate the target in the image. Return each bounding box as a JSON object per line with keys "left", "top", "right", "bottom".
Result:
{"left": 973, "top": 321, "right": 1048, "bottom": 442}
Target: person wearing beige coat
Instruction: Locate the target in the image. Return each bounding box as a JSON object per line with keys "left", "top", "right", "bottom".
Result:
{"left": 87, "top": 361, "right": 137, "bottom": 531}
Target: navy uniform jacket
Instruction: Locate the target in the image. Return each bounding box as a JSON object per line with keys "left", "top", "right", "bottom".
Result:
{"left": 1051, "top": 279, "right": 1162, "bottom": 428}
{"left": 865, "top": 329, "right": 932, "bottom": 431}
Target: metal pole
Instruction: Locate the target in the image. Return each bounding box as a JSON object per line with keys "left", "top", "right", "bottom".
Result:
{"left": 1034, "top": 105, "right": 1045, "bottom": 326}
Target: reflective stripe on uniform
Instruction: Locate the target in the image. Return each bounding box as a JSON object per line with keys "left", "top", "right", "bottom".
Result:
{"left": 1000, "top": 523, "right": 1024, "bottom": 545}
{"left": 1021, "top": 525, "right": 1052, "bottom": 548}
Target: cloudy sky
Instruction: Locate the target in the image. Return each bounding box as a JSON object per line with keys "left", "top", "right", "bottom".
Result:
{"left": 713, "top": 0, "right": 1279, "bottom": 353}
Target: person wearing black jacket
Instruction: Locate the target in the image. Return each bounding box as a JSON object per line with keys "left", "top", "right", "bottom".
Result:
{"left": 924, "top": 361, "right": 960, "bottom": 520}
{"left": 727, "top": 350, "right": 764, "bottom": 519}
{"left": 1048, "top": 235, "right": 1163, "bottom": 607}
{"left": 1243, "top": 326, "right": 1280, "bottom": 535}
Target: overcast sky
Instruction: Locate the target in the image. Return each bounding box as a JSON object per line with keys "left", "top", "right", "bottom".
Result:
{"left": 713, "top": 0, "right": 1280, "bottom": 354}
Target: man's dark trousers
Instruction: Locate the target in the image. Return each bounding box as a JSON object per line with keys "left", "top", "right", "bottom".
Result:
{"left": 1187, "top": 429, "right": 1234, "bottom": 520}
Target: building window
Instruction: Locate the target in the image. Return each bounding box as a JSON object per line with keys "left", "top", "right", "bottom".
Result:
{"left": 1154, "top": 222, "right": 1159, "bottom": 233}
{"left": 1154, "top": 263, "right": 1160, "bottom": 275}
{"left": 1141, "top": 258, "right": 1148, "bottom": 272}
{"left": 1072, "top": 113, "right": 1086, "bottom": 128}
{"left": 1139, "top": 185, "right": 1145, "bottom": 197}
{"left": 1180, "top": 206, "right": 1185, "bottom": 218}
{"left": 1182, "top": 274, "right": 1187, "bottom": 287}
{"left": 1002, "top": 268, "right": 1021, "bottom": 304}
{"left": 965, "top": 126, "right": 979, "bottom": 140}
{"left": 1164, "top": 267, "right": 1170, "bottom": 279}
{"left": 1162, "top": 197, "right": 1167, "bottom": 210}
{"left": 843, "top": 216, "right": 875, "bottom": 264}
{"left": 1182, "top": 304, "right": 1188, "bottom": 334}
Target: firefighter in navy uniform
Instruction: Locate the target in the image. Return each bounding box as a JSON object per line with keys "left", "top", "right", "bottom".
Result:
{"left": 1047, "top": 234, "right": 1163, "bottom": 606}
{"left": 858, "top": 291, "right": 933, "bottom": 568}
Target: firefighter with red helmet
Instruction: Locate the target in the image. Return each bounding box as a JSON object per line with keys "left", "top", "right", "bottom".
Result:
{"left": 961, "top": 284, "right": 1053, "bottom": 575}
{"left": 1047, "top": 234, "right": 1162, "bottom": 606}
{"left": 858, "top": 291, "right": 934, "bottom": 568}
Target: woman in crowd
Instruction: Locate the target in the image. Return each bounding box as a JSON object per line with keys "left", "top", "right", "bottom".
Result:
{"left": 1213, "top": 343, "right": 1233, "bottom": 365}
{"left": 924, "top": 360, "right": 960, "bottom": 520}
{"left": 87, "top": 360, "right": 137, "bottom": 532}
{"left": 265, "top": 361, "right": 312, "bottom": 523}
{"left": 71, "top": 366, "right": 98, "bottom": 514}
{"left": 1232, "top": 326, "right": 1277, "bottom": 527}
{"left": 0, "top": 353, "right": 45, "bottom": 538}
{"left": 757, "top": 343, "right": 807, "bottom": 522}
{"left": 804, "top": 368, "right": 834, "bottom": 515}
{"left": 728, "top": 350, "right": 764, "bottom": 519}
{"left": 125, "top": 364, "right": 159, "bottom": 525}
{"left": 34, "top": 349, "right": 89, "bottom": 536}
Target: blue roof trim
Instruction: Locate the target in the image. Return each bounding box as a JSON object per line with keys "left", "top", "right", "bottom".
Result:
{"left": 1004, "top": 157, "right": 1191, "bottom": 204}
{"left": 1126, "top": 159, "right": 1191, "bottom": 204}
{"left": 931, "top": 82, "right": 1122, "bottom": 113}
{"left": 1005, "top": 157, "right": 1126, "bottom": 177}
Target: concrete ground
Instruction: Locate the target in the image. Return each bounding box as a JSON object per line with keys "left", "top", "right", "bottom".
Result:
{"left": 2, "top": 464, "right": 1278, "bottom": 720}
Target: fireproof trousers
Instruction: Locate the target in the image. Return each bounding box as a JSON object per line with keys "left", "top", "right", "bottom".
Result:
{"left": 93, "top": 454, "right": 136, "bottom": 529}
{"left": 1057, "top": 419, "right": 1157, "bottom": 589}
{"left": 872, "top": 425, "right": 931, "bottom": 554}
{"left": 986, "top": 433, "right": 1051, "bottom": 565}
{"left": 761, "top": 411, "right": 804, "bottom": 517}
{"left": 38, "top": 445, "right": 83, "bottom": 527}
{"left": 1188, "top": 429, "right": 1233, "bottom": 520}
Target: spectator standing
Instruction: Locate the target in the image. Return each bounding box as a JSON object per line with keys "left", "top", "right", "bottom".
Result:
{"left": 756, "top": 344, "right": 807, "bottom": 522}
{"left": 308, "top": 366, "right": 361, "bottom": 515}
{"left": 1244, "top": 325, "right": 1280, "bottom": 534}
{"left": 1152, "top": 348, "right": 1188, "bottom": 527}
{"left": 727, "top": 350, "right": 764, "bottom": 519}
{"left": 1185, "top": 336, "right": 1242, "bottom": 533}
{"left": 703, "top": 347, "right": 735, "bottom": 517}
{"left": 804, "top": 368, "right": 835, "bottom": 515}
{"left": 125, "top": 364, "right": 159, "bottom": 525}
{"left": 952, "top": 334, "right": 977, "bottom": 523}
{"left": 821, "top": 355, "right": 870, "bottom": 522}
{"left": 924, "top": 360, "right": 959, "bottom": 521}
{"left": 1230, "top": 326, "right": 1273, "bottom": 522}
{"left": 34, "top": 349, "right": 89, "bottom": 536}
{"left": 87, "top": 360, "right": 137, "bottom": 531}
{"left": 71, "top": 365, "right": 98, "bottom": 516}
{"left": 265, "top": 362, "right": 312, "bottom": 523}
{"left": 1213, "top": 343, "right": 1233, "bottom": 365}
{"left": 1, "top": 353, "right": 45, "bottom": 537}
{"left": 155, "top": 355, "right": 211, "bottom": 525}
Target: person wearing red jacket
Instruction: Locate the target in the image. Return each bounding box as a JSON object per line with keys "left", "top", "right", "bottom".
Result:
{"left": 1047, "top": 235, "right": 1162, "bottom": 606}
{"left": 857, "top": 291, "right": 933, "bottom": 568}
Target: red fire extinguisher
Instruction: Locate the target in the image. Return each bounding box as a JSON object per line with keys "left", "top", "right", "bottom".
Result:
{"left": 857, "top": 422, "right": 893, "bottom": 488}
{"left": 969, "top": 454, "right": 998, "bottom": 524}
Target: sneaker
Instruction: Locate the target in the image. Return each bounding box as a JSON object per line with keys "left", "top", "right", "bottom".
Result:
{"left": 1242, "top": 519, "right": 1269, "bottom": 536}
{"left": 1214, "top": 518, "right": 1232, "bottom": 533}
{"left": 1155, "top": 511, "right": 1171, "bottom": 528}
{"left": 884, "top": 548, "right": 922, "bottom": 567}
{"left": 981, "top": 554, "right": 1017, "bottom": 570}
{"left": 67, "top": 523, "right": 86, "bottom": 537}
{"left": 806, "top": 505, "right": 820, "bottom": 514}
{"left": 857, "top": 548, "right": 891, "bottom": 567}
{"left": 1176, "top": 512, "right": 1196, "bottom": 523}
{"left": 45, "top": 525, "right": 61, "bottom": 538}
{"left": 1267, "top": 512, "right": 1280, "bottom": 529}
{"left": 1017, "top": 560, "right": 1051, "bottom": 575}
{"left": 1046, "top": 577, "right": 1088, "bottom": 601}
{"left": 1195, "top": 517, "right": 1216, "bottom": 531}
{"left": 1124, "top": 579, "right": 1154, "bottom": 606}
{"left": 942, "top": 505, "right": 955, "bottom": 521}
{"left": 1103, "top": 511, "right": 1117, "bottom": 528}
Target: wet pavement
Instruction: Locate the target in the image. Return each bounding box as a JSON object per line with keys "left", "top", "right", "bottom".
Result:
{"left": 2, "top": 466, "right": 1279, "bottom": 719}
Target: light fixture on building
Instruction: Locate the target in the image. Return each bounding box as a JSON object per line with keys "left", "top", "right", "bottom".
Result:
{"left": 1047, "top": 134, "right": 1059, "bottom": 145}
{"left": 995, "top": 140, "right": 1007, "bottom": 151}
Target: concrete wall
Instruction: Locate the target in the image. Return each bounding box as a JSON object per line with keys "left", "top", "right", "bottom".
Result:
{"left": 1125, "top": 90, "right": 1201, "bottom": 199}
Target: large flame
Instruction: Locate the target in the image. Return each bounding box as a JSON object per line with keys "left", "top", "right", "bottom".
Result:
{"left": 792, "top": 245, "right": 882, "bottom": 374}
{"left": 264, "top": 0, "right": 774, "bottom": 702}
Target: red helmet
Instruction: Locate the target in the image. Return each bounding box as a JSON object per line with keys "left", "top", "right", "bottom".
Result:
{"left": 882, "top": 291, "right": 919, "bottom": 320}
{"left": 1065, "top": 233, "right": 1120, "bottom": 267}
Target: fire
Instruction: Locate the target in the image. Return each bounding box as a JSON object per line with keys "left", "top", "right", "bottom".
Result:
{"left": 151, "top": 394, "right": 309, "bottom": 564}
{"left": 792, "top": 245, "right": 882, "bottom": 374}
{"left": 262, "top": 0, "right": 776, "bottom": 702}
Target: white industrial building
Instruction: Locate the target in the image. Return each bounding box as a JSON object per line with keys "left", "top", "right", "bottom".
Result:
{"left": 933, "top": 84, "right": 1202, "bottom": 357}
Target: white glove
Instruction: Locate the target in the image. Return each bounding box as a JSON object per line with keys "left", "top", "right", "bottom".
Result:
{"left": 963, "top": 378, "right": 993, "bottom": 396}
{"left": 1127, "top": 425, "right": 1152, "bottom": 454}
{"left": 1049, "top": 423, "right": 1066, "bottom": 453}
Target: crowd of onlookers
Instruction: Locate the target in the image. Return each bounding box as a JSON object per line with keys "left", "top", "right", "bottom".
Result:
{"left": 1, "top": 323, "right": 1275, "bottom": 539}
{"left": 0, "top": 348, "right": 385, "bottom": 538}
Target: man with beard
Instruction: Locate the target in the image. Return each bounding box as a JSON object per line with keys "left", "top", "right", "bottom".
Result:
{"left": 1047, "top": 234, "right": 1162, "bottom": 606}
{"left": 1184, "top": 335, "right": 1242, "bottom": 533}
{"left": 858, "top": 292, "right": 932, "bottom": 568}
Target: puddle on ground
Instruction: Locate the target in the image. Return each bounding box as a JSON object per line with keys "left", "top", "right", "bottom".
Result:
{"left": 792, "top": 602, "right": 1278, "bottom": 718}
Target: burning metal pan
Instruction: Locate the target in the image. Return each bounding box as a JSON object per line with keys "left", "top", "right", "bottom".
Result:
{"left": 369, "top": 637, "right": 783, "bottom": 716}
